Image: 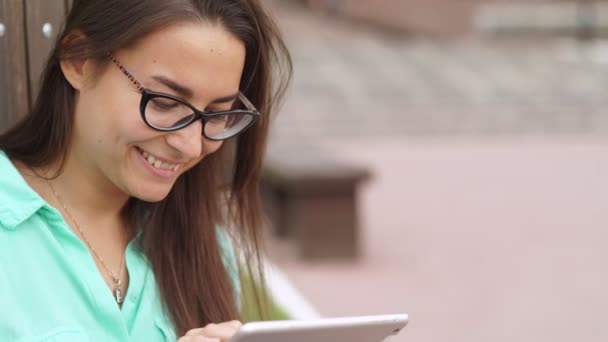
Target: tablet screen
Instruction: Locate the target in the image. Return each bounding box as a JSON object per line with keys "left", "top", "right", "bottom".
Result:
{"left": 230, "top": 314, "right": 408, "bottom": 342}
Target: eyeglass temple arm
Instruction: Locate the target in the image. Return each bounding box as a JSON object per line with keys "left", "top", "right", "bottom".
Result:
{"left": 109, "top": 54, "right": 146, "bottom": 93}
{"left": 238, "top": 92, "right": 258, "bottom": 113}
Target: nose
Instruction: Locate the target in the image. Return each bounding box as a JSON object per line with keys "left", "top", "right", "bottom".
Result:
{"left": 164, "top": 120, "right": 203, "bottom": 159}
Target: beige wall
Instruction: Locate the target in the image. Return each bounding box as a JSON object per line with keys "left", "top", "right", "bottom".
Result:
{"left": 345, "top": 0, "right": 481, "bottom": 36}
{"left": 306, "top": 0, "right": 578, "bottom": 36}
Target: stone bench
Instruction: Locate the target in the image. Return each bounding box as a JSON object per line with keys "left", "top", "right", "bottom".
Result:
{"left": 262, "top": 144, "right": 371, "bottom": 260}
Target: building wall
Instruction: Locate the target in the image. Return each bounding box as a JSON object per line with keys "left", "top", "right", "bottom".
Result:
{"left": 306, "top": 0, "right": 581, "bottom": 37}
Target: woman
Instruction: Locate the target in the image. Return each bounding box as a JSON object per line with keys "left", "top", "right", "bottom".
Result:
{"left": 0, "top": 0, "right": 291, "bottom": 341}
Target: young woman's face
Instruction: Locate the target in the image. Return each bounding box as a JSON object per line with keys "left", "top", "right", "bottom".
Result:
{"left": 71, "top": 22, "right": 246, "bottom": 201}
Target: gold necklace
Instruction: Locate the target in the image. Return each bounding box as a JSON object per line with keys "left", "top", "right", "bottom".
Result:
{"left": 46, "top": 180, "right": 126, "bottom": 306}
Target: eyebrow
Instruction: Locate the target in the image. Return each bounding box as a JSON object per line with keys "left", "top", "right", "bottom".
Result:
{"left": 151, "top": 75, "right": 239, "bottom": 104}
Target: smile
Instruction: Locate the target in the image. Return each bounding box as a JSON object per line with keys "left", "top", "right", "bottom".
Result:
{"left": 136, "top": 147, "right": 182, "bottom": 172}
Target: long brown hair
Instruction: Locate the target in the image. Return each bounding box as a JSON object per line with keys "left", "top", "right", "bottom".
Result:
{"left": 0, "top": 0, "right": 292, "bottom": 335}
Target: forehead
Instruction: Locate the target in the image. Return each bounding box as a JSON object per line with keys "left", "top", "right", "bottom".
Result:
{"left": 119, "top": 22, "right": 246, "bottom": 101}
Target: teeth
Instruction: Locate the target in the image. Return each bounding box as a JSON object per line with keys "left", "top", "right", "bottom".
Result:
{"left": 138, "top": 148, "right": 181, "bottom": 172}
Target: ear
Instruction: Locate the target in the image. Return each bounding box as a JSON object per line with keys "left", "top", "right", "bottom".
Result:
{"left": 60, "top": 57, "right": 89, "bottom": 90}
{"left": 59, "top": 31, "right": 91, "bottom": 90}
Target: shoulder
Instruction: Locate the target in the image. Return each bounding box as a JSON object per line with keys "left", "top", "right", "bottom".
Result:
{"left": 0, "top": 151, "right": 47, "bottom": 230}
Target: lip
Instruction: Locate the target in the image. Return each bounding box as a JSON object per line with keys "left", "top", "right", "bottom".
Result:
{"left": 136, "top": 147, "right": 186, "bottom": 165}
{"left": 133, "top": 147, "right": 180, "bottom": 179}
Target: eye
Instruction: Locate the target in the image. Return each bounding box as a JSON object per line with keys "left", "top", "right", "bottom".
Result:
{"left": 150, "top": 97, "right": 180, "bottom": 111}
{"left": 208, "top": 114, "right": 228, "bottom": 123}
{"left": 207, "top": 99, "right": 239, "bottom": 113}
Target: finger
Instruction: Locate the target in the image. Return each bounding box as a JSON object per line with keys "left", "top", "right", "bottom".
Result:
{"left": 184, "top": 325, "right": 226, "bottom": 336}
{"left": 180, "top": 336, "right": 222, "bottom": 342}
{"left": 184, "top": 323, "right": 240, "bottom": 339}
{"left": 225, "top": 320, "right": 243, "bottom": 330}
{"left": 185, "top": 326, "right": 224, "bottom": 337}
{"left": 202, "top": 323, "right": 239, "bottom": 339}
{"left": 185, "top": 328, "right": 206, "bottom": 336}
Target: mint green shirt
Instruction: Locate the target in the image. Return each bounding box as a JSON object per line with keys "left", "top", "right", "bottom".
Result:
{"left": 0, "top": 151, "right": 240, "bottom": 342}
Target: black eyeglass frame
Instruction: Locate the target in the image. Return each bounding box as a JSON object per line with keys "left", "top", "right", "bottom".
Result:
{"left": 110, "top": 55, "right": 260, "bottom": 141}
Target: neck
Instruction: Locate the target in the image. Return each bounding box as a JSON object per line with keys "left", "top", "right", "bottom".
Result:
{"left": 35, "top": 152, "right": 130, "bottom": 232}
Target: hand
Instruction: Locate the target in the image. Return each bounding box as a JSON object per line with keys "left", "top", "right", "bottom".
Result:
{"left": 178, "top": 320, "right": 242, "bottom": 342}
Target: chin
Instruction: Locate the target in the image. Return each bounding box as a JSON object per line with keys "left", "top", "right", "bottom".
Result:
{"left": 129, "top": 184, "right": 174, "bottom": 203}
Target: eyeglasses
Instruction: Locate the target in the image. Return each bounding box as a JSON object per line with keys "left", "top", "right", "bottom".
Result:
{"left": 110, "top": 55, "right": 260, "bottom": 141}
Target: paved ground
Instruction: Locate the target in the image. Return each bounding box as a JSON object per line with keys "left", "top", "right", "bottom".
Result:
{"left": 268, "top": 137, "right": 608, "bottom": 342}
{"left": 263, "top": 3, "right": 608, "bottom": 342}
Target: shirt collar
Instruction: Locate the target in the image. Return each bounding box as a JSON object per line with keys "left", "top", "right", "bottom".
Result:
{"left": 0, "top": 150, "right": 47, "bottom": 230}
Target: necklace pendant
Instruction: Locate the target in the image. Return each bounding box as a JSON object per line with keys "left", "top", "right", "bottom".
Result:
{"left": 114, "top": 286, "right": 123, "bottom": 305}
{"left": 113, "top": 281, "right": 123, "bottom": 305}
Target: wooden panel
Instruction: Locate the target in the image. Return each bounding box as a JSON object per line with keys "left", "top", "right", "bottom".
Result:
{"left": 0, "top": 0, "right": 29, "bottom": 134}
{"left": 25, "top": 0, "right": 66, "bottom": 101}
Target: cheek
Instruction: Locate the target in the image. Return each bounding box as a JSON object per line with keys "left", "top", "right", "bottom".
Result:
{"left": 182, "top": 140, "right": 224, "bottom": 172}
{"left": 98, "top": 98, "right": 154, "bottom": 145}
{"left": 202, "top": 140, "right": 224, "bottom": 156}
{"left": 77, "top": 88, "right": 136, "bottom": 134}
{"left": 88, "top": 109, "right": 145, "bottom": 151}
{"left": 94, "top": 74, "right": 145, "bottom": 133}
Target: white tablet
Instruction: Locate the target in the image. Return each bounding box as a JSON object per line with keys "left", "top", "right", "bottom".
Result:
{"left": 229, "top": 314, "right": 408, "bottom": 342}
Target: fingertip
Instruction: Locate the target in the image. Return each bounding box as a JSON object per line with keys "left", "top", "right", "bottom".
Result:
{"left": 229, "top": 320, "right": 243, "bottom": 328}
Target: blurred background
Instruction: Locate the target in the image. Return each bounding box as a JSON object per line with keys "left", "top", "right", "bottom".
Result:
{"left": 260, "top": 1, "right": 608, "bottom": 342}
{"left": 1, "top": 1, "right": 607, "bottom": 341}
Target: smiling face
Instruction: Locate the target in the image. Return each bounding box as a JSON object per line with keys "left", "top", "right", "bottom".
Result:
{"left": 63, "top": 22, "right": 246, "bottom": 202}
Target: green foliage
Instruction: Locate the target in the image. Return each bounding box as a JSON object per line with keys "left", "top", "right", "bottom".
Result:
{"left": 240, "top": 272, "right": 291, "bottom": 322}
